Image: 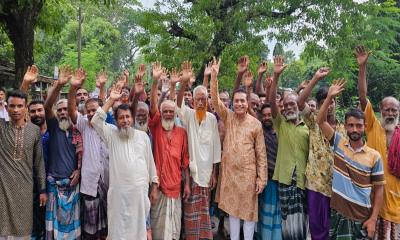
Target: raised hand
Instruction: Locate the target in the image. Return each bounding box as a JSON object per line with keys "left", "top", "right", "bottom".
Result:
{"left": 70, "top": 68, "right": 87, "bottom": 88}
{"left": 123, "top": 69, "right": 130, "bottom": 83}
{"left": 180, "top": 61, "right": 193, "bottom": 84}
{"left": 160, "top": 67, "right": 169, "bottom": 81}
{"left": 264, "top": 74, "right": 273, "bottom": 89}
{"left": 152, "top": 61, "right": 162, "bottom": 81}
{"left": 243, "top": 71, "right": 253, "bottom": 87}
{"left": 210, "top": 56, "right": 221, "bottom": 79}
{"left": 170, "top": 68, "right": 181, "bottom": 85}
{"left": 273, "top": 55, "right": 288, "bottom": 76}
{"left": 237, "top": 55, "right": 249, "bottom": 74}
{"left": 355, "top": 45, "right": 371, "bottom": 66}
{"left": 134, "top": 74, "right": 145, "bottom": 94}
{"left": 110, "top": 84, "right": 123, "bottom": 101}
{"left": 258, "top": 61, "right": 267, "bottom": 75}
{"left": 328, "top": 79, "right": 346, "bottom": 97}
{"left": 23, "top": 65, "right": 39, "bottom": 84}
{"left": 161, "top": 78, "right": 170, "bottom": 93}
{"left": 314, "top": 67, "right": 330, "bottom": 80}
{"left": 96, "top": 70, "right": 107, "bottom": 88}
{"left": 137, "top": 64, "right": 146, "bottom": 79}
{"left": 204, "top": 61, "right": 212, "bottom": 76}
{"left": 58, "top": 66, "right": 73, "bottom": 86}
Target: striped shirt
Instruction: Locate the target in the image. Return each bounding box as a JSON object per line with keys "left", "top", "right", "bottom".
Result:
{"left": 331, "top": 132, "right": 385, "bottom": 221}
{"left": 264, "top": 127, "right": 278, "bottom": 180}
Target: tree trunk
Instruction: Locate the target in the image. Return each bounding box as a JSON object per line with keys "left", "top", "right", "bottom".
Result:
{"left": 1, "top": 1, "right": 43, "bottom": 88}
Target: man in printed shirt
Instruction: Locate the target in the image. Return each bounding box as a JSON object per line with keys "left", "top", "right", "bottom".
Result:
{"left": 149, "top": 62, "right": 190, "bottom": 240}
{"left": 318, "top": 80, "right": 385, "bottom": 239}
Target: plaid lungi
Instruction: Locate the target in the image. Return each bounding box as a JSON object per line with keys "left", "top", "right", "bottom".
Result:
{"left": 329, "top": 209, "right": 368, "bottom": 240}
{"left": 374, "top": 216, "right": 400, "bottom": 240}
{"left": 45, "top": 176, "right": 81, "bottom": 240}
{"left": 81, "top": 178, "right": 107, "bottom": 239}
{"left": 183, "top": 180, "right": 213, "bottom": 240}
{"left": 278, "top": 180, "right": 307, "bottom": 240}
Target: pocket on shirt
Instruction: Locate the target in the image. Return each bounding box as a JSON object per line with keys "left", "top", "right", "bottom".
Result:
{"left": 199, "top": 130, "right": 212, "bottom": 144}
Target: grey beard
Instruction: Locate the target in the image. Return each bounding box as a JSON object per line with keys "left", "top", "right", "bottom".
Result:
{"left": 161, "top": 119, "right": 175, "bottom": 131}
{"left": 118, "top": 127, "right": 135, "bottom": 140}
{"left": 135, "top": 121, "right": 148, "bottom": 132}
{"left": 285, "top": 113, "right": 299, "bottom": 121}
{"left": 78, "top": 102, "right": 85, "bottom": 113}
{"left": 381, "top": 117, "right": 399, "bottom": 132}
{"left": 59, "top": 118, "right": 72, "bottom": 131}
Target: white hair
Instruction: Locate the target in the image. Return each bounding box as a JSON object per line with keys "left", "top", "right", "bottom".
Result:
{"left": 193, "top": 85, "right": 208, "bottom": 99}
{"left": 160, "top": 99, "right": 176, "bottom": 112}
{"left": 137, "top": 101, "right": 149, "bottom": 113}
{"left": 56, "top": 98, "right": 67, "bottom": 107}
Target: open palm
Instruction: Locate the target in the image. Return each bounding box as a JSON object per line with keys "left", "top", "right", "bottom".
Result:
{"left": 23, "top": 65, "right": 39, "bottom": 83}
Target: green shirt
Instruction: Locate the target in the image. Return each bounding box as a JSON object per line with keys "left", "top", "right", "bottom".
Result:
{"left": 272, "top": 112, "right": 309, "bottom": 189}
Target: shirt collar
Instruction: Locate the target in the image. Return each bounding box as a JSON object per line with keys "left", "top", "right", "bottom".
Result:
{"left": 344, "top": 141, "right": 367, "bottom": 153}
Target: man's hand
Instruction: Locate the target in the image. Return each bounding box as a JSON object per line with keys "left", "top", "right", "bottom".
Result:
{"left": 23, "top": 65, "right": 39, "bottom": 84}
{"left": 69, "top": 170, "right": 80, "bottom": 186}
{"left": 362, "top": 218, "right": 377, "bottom": 238}
{"left": 255, "top": 182, "right": 264, "bottom": 194}
{"left": 264, "top": 75, "right": 273, "bottom": 89}
{"left": 110, "top": 83, "right": 123, "bottom": 101}
{"left": 327, "top": 79, "right": 346, "bottom": 98}
{"left": 273, "top": 55, "right": 288, "bottom": 76}
{"left": 149, "top": 185, "right": 158, "bottom": 206}
{"left": 170, "top": 68, "right": 181, "bottom": 85}
{"left": 208, "top": 172, "right": 217, "bottom": 190}
{"left": 183, "top": 183, "right": 191, "bottom": 202}
{"left": 237, "top": 55, "right": 249, "bottom": 74}
{"left": 39, "top": 193, "right": 47, "bottom": 207}
{"left": 243, "top": 71, "right": 253, "bottom": 87}
{"left": 70, "top": 68, "right": 86, "bottom": 88}
{"left": 96, "top": 70, "right": 107, "bottom": 88}
{"left": 204, "top": 61, "right": 212, "bottom": 76}
{"left": 58, "top": 66, "right": 73, "bottom": 86}
{"left": 134, "top": 75, "right": 145, "bottom": 95}
{"left": 137, "top": 64, "right": 146, "bottom": 79}
{"left": 211, "top": 56, "right": 221, "bottom": 79}
{"left": 314, "top": 67, "right": 330, "bottom": 80}
{"left": 355, "top": 45, "right": 371, "bottom": 67}
{"left": 160, "top": 67, "right": 168, "bottom": 81}
{"left": 123, "top": 69, "right": 130, "bottom": 83}
{"left": 152, "top": 61, "right": 163, "bottom": 82}
{"left": 258, "top": 61, "right": 267, "bottom": 76}
{"left": 181, "top": 61, "right": 193, "bottom": 84}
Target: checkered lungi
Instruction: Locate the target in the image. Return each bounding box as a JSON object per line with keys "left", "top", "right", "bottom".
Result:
{"left": 81, "top": 178, "right": 107, "bottom": 239}
{"left": 183, "top": 180, "right": 213, "bottom": 240}
{"left": 329, "top": 209, "right": 368, "bottom": 240}
{"left": 45, "top": 176, "right": 81, "bottom": 240}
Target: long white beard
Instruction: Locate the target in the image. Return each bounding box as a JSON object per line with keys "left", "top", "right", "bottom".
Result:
{"left": 381, "top": 116, "right": 399, "bottom": 132}
{"left": 59, "top": 118, "right": 72, "bottom": 131}
{"left": 161, "top": 119, "right": 175, "bottom": 131}
{"left": 118, "top": 127, "right": 135, "bottom": 140}
{"left": 285, "top": 112, "right": 298, "bottom": 121}
{"left": 135, "top": 121, "right": 148, "bottom": 132}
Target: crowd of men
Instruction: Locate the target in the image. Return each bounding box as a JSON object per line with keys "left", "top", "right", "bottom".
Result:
{"left": 0, "top": 45, "right": 399, "bottom": 240}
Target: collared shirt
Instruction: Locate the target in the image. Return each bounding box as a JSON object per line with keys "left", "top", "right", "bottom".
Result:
{"left": 331, "top": 132, "right": 385, "bottom": 222}
{"left": 76, "top": 113, "right": 109, "bottom": 197}
{"left": 302, "top": 105, "right": 346, "bottom": 197}
{"left": 272, "top": 112, "right": 309, "bottom": 189}
{"left": 149, "top": 110, "right": 189, "bottom": 199}
{"left": 264, "top": 127, "right": 278, "bottom": 180}
{"left": 364, "top": 100, "right": 400, "bottom": 223}
{"left": 177, "top": 104, "right": 221, "bottom": 187}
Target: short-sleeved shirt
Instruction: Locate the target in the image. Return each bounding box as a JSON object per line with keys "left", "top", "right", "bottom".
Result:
{"left": 178, "top": 104, "right": 221, "bottom": 187}
{"left": 364, "top": 100, "right": 400, "bottom": 223}
{"left": 302, "top": 105, "right": 345, "bottom": 197}
{"left": 272, "top": 112, "right": 309, "bottom": 189}
{"left": 76, "top": 113, "right": 109, "bottom": 197}
{"left": 46, "top": 117, "right": 77, "bottom": 178}
{"left": 331, "top": 132, "right": 385, "bottom": 222}
{"left": 149, "top": 110, "right": 189, "bottom": 199}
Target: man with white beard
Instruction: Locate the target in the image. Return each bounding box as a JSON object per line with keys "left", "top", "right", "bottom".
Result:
{"left": 91, "top": 82, "right": 159, "bottom": 240}
{"left": 148, "top": 61, "right": 190, "bottom": 240}
{"left": 356, "top": 45, "right": 400, "bottom": 239}
{"left": 44, "top": 67, "right": 82, "bottom": 239}
{"left": 268, "top": 56, "right": 309, "bottom": 240}
{"left": 135, "top": 101, "right": 150, "bottom": 134}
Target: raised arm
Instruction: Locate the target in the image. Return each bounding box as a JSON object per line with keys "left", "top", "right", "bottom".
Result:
{"left": 150, "top": 62, "right": 163, "bottom": 116}
{"left": 270, "top": 56, "right": 287, "bottom": 118}
{"left": 44, "top": 66, "right": 72, "bottom": 119}
{"left": 102, "top": 82, "right": 123, "bottom": 113}
{"left": 317, "top": 80, "right": 346, "bottom": 140}
{"left": 210, "top": 56, "right": 228, "bottom": 121}
{"left": 202, "top": 61, "right": 212, "bottom": 88}
{"left": 131, "top": 74, "right": 145, "bottom": 122}
{"left": 264, "top": 75, "right": 273, "bottom": 103}
{"left": 355, "top": 46, "right": 371, "bottom": 111}
{"left": 177, "top": 62, "right": 192, "bottom": 108}
{"left": 243, "top": 71, "right": 257, "bottom": 118}
{"left": 68, "top": 68, "right": 86, "bottom": 124}
{"left": 297, "top": 67, "right": 330, "bottom": 111}
{"left": 233, "top": 55, "right": 249, "bottom": 93}
{"left": 96, "top": 70, "right": 107, "bottom": 102}
{"left": 169, "top": 67, "right": 181, "bottom": 102}
{"left": 20, "top": 65, "right": 39, "bottom": 94}
{"left": 255, "top": 61, "right": 267, "bottom": 95}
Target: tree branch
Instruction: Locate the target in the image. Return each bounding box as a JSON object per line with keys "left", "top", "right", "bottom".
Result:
{"left": 167, "top": 20, "right": 197, "bottom": 41}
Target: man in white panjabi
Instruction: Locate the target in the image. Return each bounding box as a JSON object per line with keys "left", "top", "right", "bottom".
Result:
{"left": 91, "top": 83, "right": 159, "bottom": 240}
